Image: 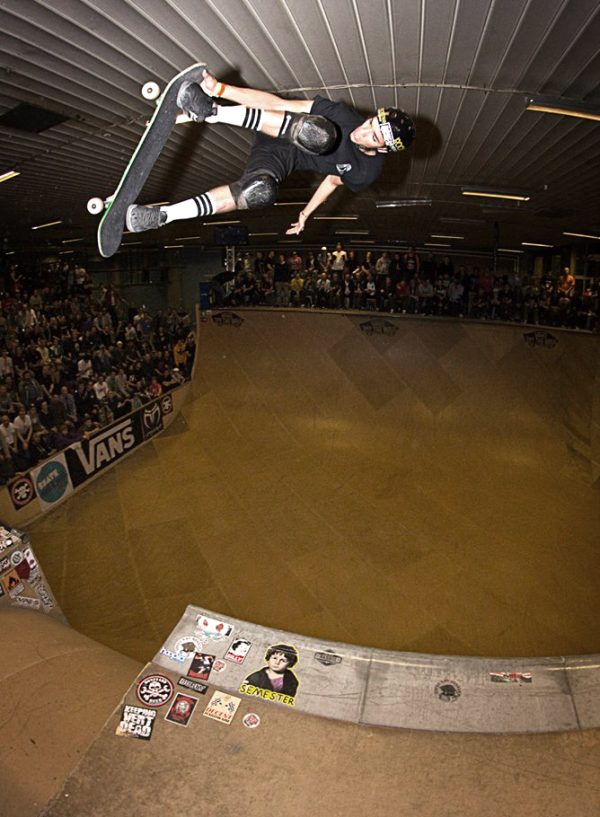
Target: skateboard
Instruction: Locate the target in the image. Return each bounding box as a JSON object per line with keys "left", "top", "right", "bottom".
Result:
{"left": 89, "top": 62, "right": 206, "bottom": 258}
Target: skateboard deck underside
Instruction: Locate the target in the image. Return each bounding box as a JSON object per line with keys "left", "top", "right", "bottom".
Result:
{"left": 97, "top": 62, "right": 206, "bottom": 258}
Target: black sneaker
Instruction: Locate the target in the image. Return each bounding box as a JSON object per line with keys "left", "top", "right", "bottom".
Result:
{"left": 176, "top": 81, "right": 216, "bottom": 122}
{"left": 126, "top": 205, "right": 167, "bottom": 233}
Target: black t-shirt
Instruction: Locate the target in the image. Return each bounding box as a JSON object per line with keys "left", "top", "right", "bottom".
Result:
{"left": 293, "top": 96, "right": 385, "bottom": 192}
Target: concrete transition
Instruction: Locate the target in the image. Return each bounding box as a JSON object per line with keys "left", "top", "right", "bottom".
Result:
{"left": 1, "top": 309, "right": 599, "bottom": 816}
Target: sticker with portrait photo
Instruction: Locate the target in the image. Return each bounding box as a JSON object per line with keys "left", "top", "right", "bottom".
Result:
{"left": 225, "top": 638, "right": 252, "bottom": 664}
{"left": 239, "top": 643, "right": 300, "bottom": 707}
{"left": 164, "top": 693, "right": 198, "bottom": 727}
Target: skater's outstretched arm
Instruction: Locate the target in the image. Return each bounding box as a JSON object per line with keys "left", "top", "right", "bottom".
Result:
{"left": 201, "top": 69, "right": 312, "bottom": 114}
{"left": 286, "top": 175, "right": 344, "bottom": 235}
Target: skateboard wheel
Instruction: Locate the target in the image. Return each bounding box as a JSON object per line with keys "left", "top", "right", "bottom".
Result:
{"left": 142, "top": 81, "right": 161, "bottom": 101}
{"left": 87, "top": 197, "right": 105, "bottom": 215}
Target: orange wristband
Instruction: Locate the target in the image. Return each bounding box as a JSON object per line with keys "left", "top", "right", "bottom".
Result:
{"left": 216, "top": 82, "right": 227, "bottom": 97}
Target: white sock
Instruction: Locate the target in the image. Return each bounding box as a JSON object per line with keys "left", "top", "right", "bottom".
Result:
{"left": 208, "top": 105, "right": 263, "bottom": 131}
{"left": 162, "top": 192, "right": 215, "bottom": 223}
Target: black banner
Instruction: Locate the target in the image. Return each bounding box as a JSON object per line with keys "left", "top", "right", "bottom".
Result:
{"left": 65, "top": 399, "right": 165, "bottom": 488}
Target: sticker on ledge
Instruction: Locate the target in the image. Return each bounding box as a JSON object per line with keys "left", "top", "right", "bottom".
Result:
{"left": 490, "top": 671, "right": 533, "bottom": 684}
{"left": 165, "top": 693, "right": 198, "bottom": 727}
{"left": 136, "top": 675, "right": 175, "bottom": 708}
{"left": 1, "top": 569, "right": 24, "bottom": 598}
{"left": 116, "top": 705, "right": 156, "bottom": 740}
{"left": 242, "top": 712, "right": 261, "bottom": 729}
{"left": 178, "top": 676, "right": 208, "bottom": 695}
{"left": 174, "top": 634, "right": 205, "bottom": 656}
{"left": 212, "top": 659, "right": 226, "bottom": 673}
{"left": 187, "top": 652, "right": 215, "bottom": 681}
{"left": 195, "top": 615, "right": 233, "bottom": 641}
{"left": 240, "top": 643, "right": 300, "bottom": 707}
{"left": 314, "top": 650, "right": 342, "bottom": 666}
{"left": 160, "top": 647, "right": 186, "bottom": 664}
{"left": 13, "top": 596, "right": 41, "bottom": 610}
{"left": 435, "top": 679, "right": 461, "bottom": 702}
{"left": 202, "top": 691, "right": 241, "bottom": 725}
{"left": 225, "top": 638, "right": 252, "bottom": 664}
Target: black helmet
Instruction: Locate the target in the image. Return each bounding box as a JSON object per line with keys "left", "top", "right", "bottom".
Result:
{"left": 376, "top": 107, "right": 415, "bottom": 152}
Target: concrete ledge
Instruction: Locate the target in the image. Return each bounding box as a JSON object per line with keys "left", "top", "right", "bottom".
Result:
{"left": 154, "top": 605, "right": 600, "bottom": 734}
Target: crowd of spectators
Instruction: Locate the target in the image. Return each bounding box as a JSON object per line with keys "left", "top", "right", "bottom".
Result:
{"left": 211, "top": 244, "right": 599, "bottom": 332}
{"left": 0, "top": 260, "right": 195, "bottom": 485}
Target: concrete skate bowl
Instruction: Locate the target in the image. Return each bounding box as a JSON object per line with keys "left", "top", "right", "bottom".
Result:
{"left": 29, "top": 308, "right": 600, "bottom": 661}
{"left": 3, "top": 308, "right": 600, "bottom": 817}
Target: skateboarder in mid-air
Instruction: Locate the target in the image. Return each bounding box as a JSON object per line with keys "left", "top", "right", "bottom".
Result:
{"left": 126, "top": 68, "right": 415, "bottom": 237}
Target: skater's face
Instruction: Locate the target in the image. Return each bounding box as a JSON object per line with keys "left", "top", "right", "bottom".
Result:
{"left": 350, "top": 116, "right": 386, "bottom": 151}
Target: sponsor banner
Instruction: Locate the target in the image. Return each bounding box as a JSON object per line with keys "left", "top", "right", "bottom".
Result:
{"left": 160, "top": 394, "right": 173, "bottom": 415}
{"left": 31, "top": 454, "right": 73, "bottom": 511}
{"left": 65, "top": 415, "right": 143, "bottom": 487}
{"left": 141, "top": 399, "right": 164, "bottom": 441}
{"left": 9, "top": 475, "right": 36, "bottom": 511}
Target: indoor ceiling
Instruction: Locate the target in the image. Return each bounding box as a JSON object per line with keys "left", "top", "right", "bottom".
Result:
{"left": 0, "top": 0, "right": 599, "bottom": 260}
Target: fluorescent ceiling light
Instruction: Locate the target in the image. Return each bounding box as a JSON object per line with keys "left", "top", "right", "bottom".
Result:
{"left": 462, "top": 187, "right": 530, "bottom": 202}
{"left": 122, "top": 241, "right": 142, "bottom": 246}
{"left": 202, "top": 220, "right": 240, "bottom": 225}
{"left": 59, "top": 250, "right": 74, "bottom": 255}
{"left": 497, "top": 248, "right": 524, "bottom": 254}
{"left": 335, "top": 230, "right": 369, "bottom": 235}
{"left": 177, "top": 235, "right": 203, "bottom": 241}
{"left": 526, "top": 96, "right": 600, "bottom": 122}
{"left": 32, "top": 220, "right": 63, "bottom": 230}
{"left": 313, "top": 216, "right": 358, "bottom": 220}
{"left": 376, "top": 198, "right": 432, "bottom": 208}
{"left": 425, "top": 242, "right": 451, "bottom": 247}
{"left": 146, "top": 201, "right": 170, "bottom": 206}
{"left": 61, "top": 237, "right": 84, "bottom": 244}
{"left": 0, "top": 170, "right": 20, "bottom": 183}
{"left": 431, "top": 234, "right": 464, "bottom": 240}
{"left": 441, "top": 217, "right": 485, "bottom": 225}
{"left": 563, "top": 231, "right": 600, "bottom": 240}
{"left": 273, "top": 201, "right": 308, "bottom": 206}
{"left": 522, "top": 241, "right": 553, "bottom": 248}
{"left": 164, "top": 245, "right": 183, "bottom": 249}
{"left": 5, "top": 251, "right": 16, "bottom": 256}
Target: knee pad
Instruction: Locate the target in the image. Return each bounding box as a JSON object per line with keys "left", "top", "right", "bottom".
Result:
{"left": 229, "top": 172, "right": 278, "bottom": 210}
{"left": 279, "top": 112, "right": 337, "bottom": 155}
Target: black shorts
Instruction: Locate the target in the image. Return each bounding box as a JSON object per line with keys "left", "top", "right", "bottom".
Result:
{"left": 243, "top": 133, "right": 299, "bottom": 185}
